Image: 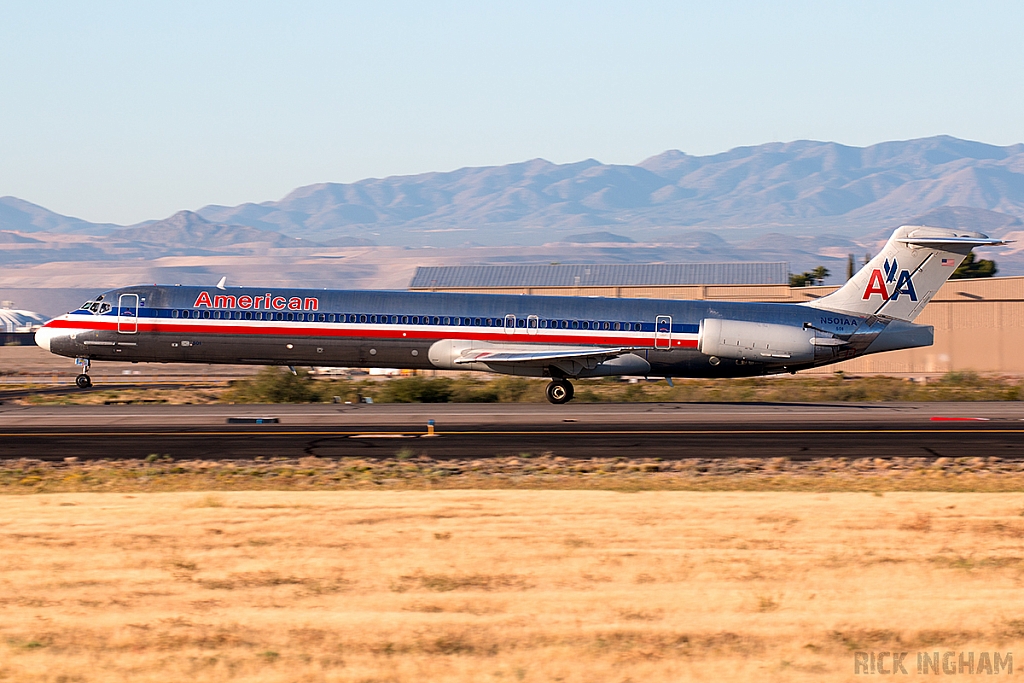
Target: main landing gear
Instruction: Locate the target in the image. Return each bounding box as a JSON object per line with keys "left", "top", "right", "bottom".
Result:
{"left": 75, "top": 358, "right": 92, "bottom": 389}
{"left": 545, "top": 379, "right": 574, "bottom": 404}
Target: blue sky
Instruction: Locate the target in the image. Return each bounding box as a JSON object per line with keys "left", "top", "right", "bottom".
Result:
{"left": 2, "top": 1, "right": 1023, "bottom": 224}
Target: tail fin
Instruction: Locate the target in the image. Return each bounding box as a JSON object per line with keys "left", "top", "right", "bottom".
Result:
{"left": 804, "top": 225, "right": 1007, "bottom": 322}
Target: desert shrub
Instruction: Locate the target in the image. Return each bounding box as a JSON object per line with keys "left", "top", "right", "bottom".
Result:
{"left": 449, "top": 376, "right": 537, "bottom": 402}
{"left": 449, "top": 377, "right": 500, "bottom": 403}
{"left": 225, "top": 367, "right": 324, "bottom": 403}
{"left": 376, "top": 377, "right": 454, "bottom": 403}
{"left": 490, "top": 376, "right": 533, "bottom": 402}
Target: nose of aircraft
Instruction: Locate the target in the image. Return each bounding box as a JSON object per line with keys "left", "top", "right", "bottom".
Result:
{"left": 34, "top": 325, "right": 56, "bottom": 352}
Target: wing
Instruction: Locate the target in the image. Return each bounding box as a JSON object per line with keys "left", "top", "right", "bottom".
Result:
{"left": 453, "top": 346, "right": 633, "bottom": 365}
{"left": 452, "top": 346, "right": 651, "bottom": 377}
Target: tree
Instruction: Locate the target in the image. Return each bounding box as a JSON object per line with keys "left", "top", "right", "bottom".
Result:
{"left": 846, "top": 254, "right": 855, "bottom": 280}
{"left": 789, "top": 266, "right": 831, "bottom": 287}
{"left": 950, "top": 252, "right": 997, "bottom": 280}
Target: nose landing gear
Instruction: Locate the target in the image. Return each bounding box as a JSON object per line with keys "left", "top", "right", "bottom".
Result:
{"left": 545, "top": 378, "right": 574, "bottom": 404}
{"left": 75, "top": 358, "right": 92, "bottom": 389}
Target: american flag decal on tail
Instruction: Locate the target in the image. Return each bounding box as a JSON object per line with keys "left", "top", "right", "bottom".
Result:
{"left": 941, "top": 258, "right": 956, "bottom": 266}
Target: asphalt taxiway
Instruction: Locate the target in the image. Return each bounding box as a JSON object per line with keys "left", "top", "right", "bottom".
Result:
{"left": 1, "top": 402, "right": 1022, "bottom": 460}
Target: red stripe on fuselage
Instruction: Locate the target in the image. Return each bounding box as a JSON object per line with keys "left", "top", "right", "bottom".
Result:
{"left": 45, "top": 317, "right": 700, "bottom": 349}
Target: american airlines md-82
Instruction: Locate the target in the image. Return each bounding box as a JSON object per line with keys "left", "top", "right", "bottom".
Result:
{"left": 34, "top": 226, "right": 1004, "bottom": 404}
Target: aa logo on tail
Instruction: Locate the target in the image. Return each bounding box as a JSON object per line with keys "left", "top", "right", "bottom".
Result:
{"left": 862, "top": 258, "right": 918, "bottom": 301}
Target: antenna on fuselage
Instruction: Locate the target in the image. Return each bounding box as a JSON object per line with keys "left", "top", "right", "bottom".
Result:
{"left": 216, "top": 276, "right": 227, "bottom": 290}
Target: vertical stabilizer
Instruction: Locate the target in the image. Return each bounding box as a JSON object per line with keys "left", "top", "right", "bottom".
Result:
{"left": 803, "top": 226, "right": 1006, "bottom": 322}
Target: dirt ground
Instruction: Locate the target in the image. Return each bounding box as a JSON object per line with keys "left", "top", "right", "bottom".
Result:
{"left": 2, "top": 490, "right": 1023, "bottom": 682}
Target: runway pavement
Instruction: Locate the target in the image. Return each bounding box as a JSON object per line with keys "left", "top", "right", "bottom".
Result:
{"left": 2, "top": 402, "right": 1023, "bottom": 460}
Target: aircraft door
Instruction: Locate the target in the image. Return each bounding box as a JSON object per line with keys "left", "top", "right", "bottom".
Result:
{"left": 118, "top": 294, "right": 139, "bottom": 334}
{"left": 655, "top": 315, "right": 671, "bottom": 349}
{"left": 527, "top": 315, "right": 539, "bottom": 336}
{"left": 504, "top": 314, "right": 516, "bottom": 336}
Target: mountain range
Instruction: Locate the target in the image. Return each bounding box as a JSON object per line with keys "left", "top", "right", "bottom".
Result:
{"left": 5, "top": 135, "right": 1024, "bottom": 248}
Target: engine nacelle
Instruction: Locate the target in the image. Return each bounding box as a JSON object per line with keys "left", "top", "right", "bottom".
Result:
{"left": 698, "top": 318, "right": 815, "bottom": 363}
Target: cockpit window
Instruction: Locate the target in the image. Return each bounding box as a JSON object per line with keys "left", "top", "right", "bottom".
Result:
{"left": 81, "top": 301, "right": 112, "bottom": 315}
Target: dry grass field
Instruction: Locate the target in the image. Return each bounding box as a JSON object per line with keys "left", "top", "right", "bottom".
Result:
{"left": 2, "top": 490, "right": 1024, "bottom": 682}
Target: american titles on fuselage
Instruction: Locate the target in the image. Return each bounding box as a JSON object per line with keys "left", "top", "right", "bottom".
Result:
{"left": 194, "top": 291, "right": 319, "bottom": 311}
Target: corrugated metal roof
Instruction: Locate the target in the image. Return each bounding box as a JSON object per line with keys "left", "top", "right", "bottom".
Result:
{"left": 0, "top": 309, "right": 47, "bottom": 333}
{"left": 409, "top": 263, "right": 790, "bottom": 288}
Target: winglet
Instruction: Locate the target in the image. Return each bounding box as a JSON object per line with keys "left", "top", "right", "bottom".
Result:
{"left": 216, "top": 276, "right": 227, "bottom": 290}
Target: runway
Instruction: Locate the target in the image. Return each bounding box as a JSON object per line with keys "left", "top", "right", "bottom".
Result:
{"left": 2, "top": 402, "right": 1023, "bottom": 460}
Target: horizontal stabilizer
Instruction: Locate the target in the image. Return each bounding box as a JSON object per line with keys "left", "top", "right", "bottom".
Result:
{"left": 896, "top": 236, "right": 1009, "bottom": 247}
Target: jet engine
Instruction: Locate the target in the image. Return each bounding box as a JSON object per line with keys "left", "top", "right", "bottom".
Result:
{"left": 698, "top": 318, "right": 815, "bottom": 363}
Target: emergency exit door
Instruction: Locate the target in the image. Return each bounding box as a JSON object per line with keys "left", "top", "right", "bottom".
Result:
{"left": 655, "top": 315, "right": 671, "bottom": 349}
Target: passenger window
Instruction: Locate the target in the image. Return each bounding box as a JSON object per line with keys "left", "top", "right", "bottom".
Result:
{"left": 202, "top": 310, "right": 211, "bottom": 319}
{"left": 285, "top": 312, "right": 293, "bottom": 321}
{"left": 171, "top": 310, "right": 179, "bottom": 318}
{"left": 401, "top": 316, "right": 409, "bottom": 324}
{"left": 613, "top": 322, "right": 620, "bottom": 331}
{"left": 572, "top": 320, "right": 579, "bottom": 329}
{"left": 474, "top": 317, "right": 481, "bottom": 326}
{"left": 319, "top": 314, "right": 326, "bottom": 322}
{"left": 432, "top": 316, "right": 440, "bottom": 325}
{"left": 359, "top": 314, "right": 366, "bottom": 323}
{"left": 443, "top": 317, "right": 450, "bottom": 325}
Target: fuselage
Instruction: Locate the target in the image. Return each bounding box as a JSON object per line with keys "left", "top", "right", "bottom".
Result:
{"left": 35, "top": 284, "right": 933, "bottom": 379}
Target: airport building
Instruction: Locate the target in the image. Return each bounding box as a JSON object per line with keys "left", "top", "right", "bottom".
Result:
{"left": 409, "top": 265, "right": 1024, "bottom": 375}
{"left": 0, "top": 303, "right": 47, "bottom": 346}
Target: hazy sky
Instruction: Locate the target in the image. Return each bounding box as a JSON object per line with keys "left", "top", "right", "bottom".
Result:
{"left": 2, "top": 1, "right": 1024, "bottom": 225}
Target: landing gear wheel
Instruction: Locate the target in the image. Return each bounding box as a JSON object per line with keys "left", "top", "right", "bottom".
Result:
{"left": 545, "top": 379, "right": 574, "bottom": 404}
{"left": 75, "top": 374, "right": 92, "bottom": 389}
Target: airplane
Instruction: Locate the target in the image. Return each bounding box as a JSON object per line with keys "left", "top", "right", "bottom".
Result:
{"left": 34, "top": 226, "right": 1005, "bottom": 404}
